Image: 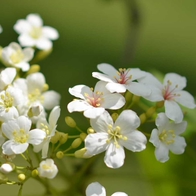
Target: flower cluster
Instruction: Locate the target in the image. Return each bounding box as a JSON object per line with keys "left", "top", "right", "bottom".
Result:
{"left": 0, "top": 13, "right": 195, "bottom": 196}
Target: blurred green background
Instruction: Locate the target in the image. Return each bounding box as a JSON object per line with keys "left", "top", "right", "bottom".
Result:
{"left": 1, "top": 0, "right": 196, "bottom": 195}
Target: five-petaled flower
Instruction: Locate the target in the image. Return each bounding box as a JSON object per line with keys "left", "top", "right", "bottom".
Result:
{"left": 86, "top": 182, "right": 128, "bottom": 196}
{"left": 85, "top": 110, "right": 147, "bottom": 168}
{"left": 14, "top": 13, "right": 59, "bottom": 50}
{"left": 139, "top": 72, "right": 196, "bottom": 122}
{"left": 2, "top": 116, "right": 46, "bottom": 155}
{"left": 92, "top": 63, "right": 150, "bottom": 97}
{"left": 149, "top": 113, "right": 187, "bottom": 163}
{"left": 67, "top": 81, "right": 125, "bottom": 119}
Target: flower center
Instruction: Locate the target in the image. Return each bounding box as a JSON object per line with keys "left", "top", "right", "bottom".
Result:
{"left": 106, "top": 125, "right": 127, "bottom": 148}
{"left": 159, "top": 129, "right": 176, "bottom": 145}
{"left": 84, "top": 90, "right": 104, "bottom": 107}
{"left": 163, "top": 80, "right": 180, "bottom": 100}
{"left": 40, "top": 123, "right": 50, "bottom": 136}
{"left": 29, "top": 27, "right": 42, "bottom": 39}
{"left": 0, "top": 92, "right": 14, "bottom": 112}
{"left": 28, "top": 88, "right": 44, "bottom": 104}
{"left": 13, "top": 129, "right": 29, "bottom": 144}
{"left": 10, "top": 49, "right": 24, "bottom": 64}
{"left": 115, "top": 68, "right": 132, "bottom": 84}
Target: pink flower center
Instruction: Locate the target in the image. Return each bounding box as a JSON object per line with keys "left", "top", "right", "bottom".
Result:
{"left": 163, "top": 80, "right": 180, "bottom": 100}
{"left": 84, "top": 91, "right": 103, "bottom": 107}
{"left": 115, "top": 68, "right": 132, "bottom": 84}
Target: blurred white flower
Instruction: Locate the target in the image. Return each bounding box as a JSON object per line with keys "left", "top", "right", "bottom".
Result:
{"left": 13, "top": 72, "right": 61, "bottom": 112}
{"left": 139, "top": 72, "right": 196, "bottom": 122}
{"left": 1, "top": 42, "right": 34, "bottom": 71}
{"left": 14, "top": 14, "right": 59, "bottom": 50}
{"left": 34, "top": 106, "right": 60, "bottom": 158}
{"left": 0, "top": 85, "right": 24, "bottom": 121}
{"left": 37, "top": 158, "right": 58, "bottom": 179}
{"left": 85, "top": 110, "right": 146, "bottom": 168}
{"left": 0, "top": 67, "right": 16, "bottom": 91}
{"left": 86, "top": 182, "right": 128, "bottom": 196}
{"left": 92, "top": 63, "right": 150, "bottom": 97}
{"left": 68, "top": 81, "right": 125, "bottom": 119}
{"left": 2, "top": 116, "right": 46, "bottom": 155}
{"left": 149, "top": 113, "right": 187, "bottom": 163}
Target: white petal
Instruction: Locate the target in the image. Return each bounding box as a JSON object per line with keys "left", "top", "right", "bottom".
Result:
{"left": 16, "top": 116, "right": 31, "bottom": 132}
{"left": 112, "top": 193, "right": 128, "bottom": 196}
{"left": 42, "top": 90, "right": 61, "bottom": 110}
{"left": 84, "top": 107, "right": 105, "bottom": 119}
{"left": 27, "top": 14, "right": 43, "bottom": 27}
{"left": 35, "top": 38, "right": 52, "bottom": 50}
{"left": 2, "top": 120, "right": 20, "bottom": 139}
{"left": 68, "top": 85, "right": 91, "bottom": 99}
{"left": 0, "top": 68, "right": 16, "bottom": 89}
{"left": 27, "top": 72, "right": 45, "bottom": 91}
{"left": 90, "top": 111, "right": 113, "bottom": 133}
{"left": 175, "top": 90, "right": 196, "bottom": 109}
{"left": 165, "top": 100, "right": 183, "bottom": 123}
{"left": 155, "top": 113, "right": 169, "bottom": 128}
{"left": 28, "top": 129, "right": 46, "bottom": 145}
{"left": 42, "top": 26, "right": 59, "bottom": 40}
{"left": 14, "top": 19, "right": 32, "bottom": 34}
{"left": 2, "top": 140, "right": 15, "bottom": 155}
{"left": 85, "top": 133, "right": 108, "bottom": 156}
{"left": 102, "top": 94, "right": 125, "bottom": 109}
{"left": 126, "top": 82, "right": 151, "bottom": 97}
{"left": 169, "top": 121, "right": 187, "bottom": 135}
{"left": 121, "top": 131, "right": 146, "bottom": 152}
{"left": 97, "top": 63, "right": 118, "bottom": 76}
{"left": 168, "top": 136, "right": 186, "bottom": 154}
{"left": 86, "top": 182, "right": 106, "bottom": 196}
{"left": 92, "top": 72, "right": 115, "bottom": 83}
{"left": 154, "top": 143, "right": 169, "bottom": 163}
{"left": 149, "top": 129, "right": 161, "bottom": 148}
{"left": 11, "top": 142, "right": 29, "bottom": 154}
{"left": 67, "top": 100, "right": 90, "bottom": 113}
{"left": 129, "top": 68, "right": 146, "bottom": 81}
{"left": 49, "top": 106, "right": 60, "bottom": 127}
{"left": 18, "top": 34, "right": 36, "bottom": 47}
{"left": 23, "top": 48, "right": 34, "bottom": 62}
{"left": 104, "top": 144, "right": 125, "bottom": 168}
{"left": 106, "top": 83, "right": 127, "bottom": 93}
{"left": 115, "top": 110, "right": 140, "bottom": 131}
{"left": 15, "top": 62, "right": 30, "bottom": 71}
{"left": 164, "top": 73, "right": 186, "bottom": 90}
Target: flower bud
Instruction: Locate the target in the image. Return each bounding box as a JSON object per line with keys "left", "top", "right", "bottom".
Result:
{"left": 74, "top": 148, "right": 88, "bottom": 158}
{"left": 111, "top": 113, "right": 118, "bottom": 122}
{"left": 146, "top": 107, "right": 156, "bottom": 118}
{"left": 31, "top": 169, "right": 39, "bottom": 177}
{"left": 28, "top": 104, "right": 43, "bottom": 118}
{"left": 18, "top": 174, "right": 26, "bottom": 181}
{"left": 27, "top": 64, "right": 40, "bottom": 74}
{"left": 139, "top": 113, "right": 146, "bottom": 124}
{"left": 56, "top": 151, "right": 64, "bottom": 159}
{"left": 71, "top": 138, "right": 82, "bottom": 149}
{"left": 43, "top": 83, "right": 49, "bottom": 91}
{"left": 80, "top": 133, "right": 87, "bottom": 141}
{"left": 65, "top": 116, "right": 76, "bottom": 128}
{"left": 50, "top": 131, "right": 61, "bottom": 144}
{"left": 0, "top": 163, "right": 13, "bottom": 174}
{"left": 59, "top": 133, "right": 68, "bottom": 144}
{"left": 87, "top": 127, "right": 95, "bottom": 134}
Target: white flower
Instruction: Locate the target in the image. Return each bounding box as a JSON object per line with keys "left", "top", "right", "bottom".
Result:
{"left": 149, "top": 113, "right": 187, "bottom": 163}
{"left": 0, "top": 85, "right": 24, "bottom": 121}
{"left": 33, "top": 106, "right": 60, "bottom": 158}
{"left": 86, "top": 182, "right": 128, "bottom": 196}
{"left": 139, "top": 72, "right": 196, "bottom": 122}
{"left": 13, "top": 72, "right": 61, "bottom": 111}
{"left": 0, "top": 67, "right": 16, "bottom": 91}
{"left": 1, "top": 42, "right": 34, "bottom": 71}
{"left": 92, "top": 63, "right": 150, "bottom": 97}
{"left": 14, "top": 14, "right": 59, "bottom": 50}
{"left": 85, "top": 110, "right": 146, "bottom": 168}
{"left": 0, "top": 163, "right": 13, "bottom": 174}
{"left": 2, "top": 116, "right": 46, "bottom": 155}
{"left": 37, "top": 159, "right": 58, "bottom": 179}
{"left": 67, "top": 81, "right": 125, "bottom": 119}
